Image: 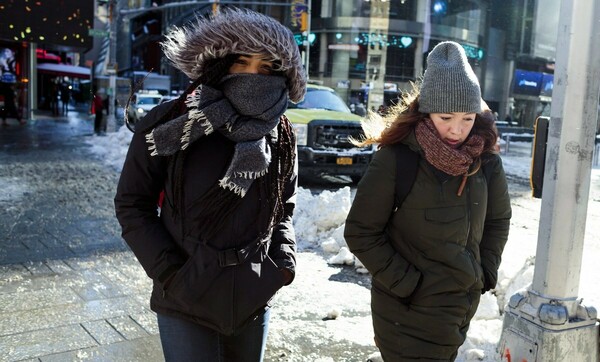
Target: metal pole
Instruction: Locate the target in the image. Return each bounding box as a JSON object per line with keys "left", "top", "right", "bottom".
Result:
{"left": 106, "top": 0, "right": 118, "bottom": 132}
{"left": 498, "top": 0, "right": 600, "bottom": 360}
{"left": 304, "top": 0, "right": 311, "bottom": 79}
{"left": 28, "top": 42, "right": 37, "bottom": 120}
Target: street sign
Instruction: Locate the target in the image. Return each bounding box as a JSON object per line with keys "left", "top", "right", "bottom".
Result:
{"left": 88, "top": 29, "right": 109, "bottom": 38}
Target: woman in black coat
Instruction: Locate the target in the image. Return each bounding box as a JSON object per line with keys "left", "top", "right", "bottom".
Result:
{"left": 114, "top": 8, "right": 306, "bottom": 361}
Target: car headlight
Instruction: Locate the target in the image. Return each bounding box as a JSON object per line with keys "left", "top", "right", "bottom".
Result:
{"left": 137, "top": 108, "right": 144, "bottom": 114}
{"left": 292, "top": 123, "right": 307, "bottom": 146}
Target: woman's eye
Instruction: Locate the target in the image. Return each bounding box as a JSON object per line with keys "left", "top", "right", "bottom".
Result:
{"left": 441, "top": 117, "right": 451, "bottom": 121}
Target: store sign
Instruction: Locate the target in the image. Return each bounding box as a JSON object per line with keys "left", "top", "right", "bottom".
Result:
{"left": 513, "top": 69, "right": 543, "bottom": 96}
{"left": 328, "top": 44, "right": 359, "bottom": 51}
{"left": 0, "top": 47, "right": 17, "bottom": 83}
{"left": 88, "top": 29, "right": 109, "bottom": 38}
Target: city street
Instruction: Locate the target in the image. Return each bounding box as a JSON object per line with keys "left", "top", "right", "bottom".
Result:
{"left": 1, "top": 108, "right": 599, "bottom": 362}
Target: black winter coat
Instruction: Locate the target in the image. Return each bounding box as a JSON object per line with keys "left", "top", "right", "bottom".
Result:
{"left": 114, "top": 102, "right": 297, "bottom": 335}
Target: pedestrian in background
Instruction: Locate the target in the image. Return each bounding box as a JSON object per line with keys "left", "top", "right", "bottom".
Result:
{"left": 115, "top": 8, "right": 305, "bottom": 362}
{"left": 50, "top": 83, "right": 60, "bottom": 116}
{"left": 344, "top": 41, "right": 511, "bottom": 361}
{"left": 60, "top": 83, "right": 70, "bottom": 115}
{"left": 91, "top": 88, "right": 104, "bottom": 135}
{"left": 1, "top": 83, "right": 24, "bottom": 126}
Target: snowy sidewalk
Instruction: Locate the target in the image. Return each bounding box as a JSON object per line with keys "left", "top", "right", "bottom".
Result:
{"left": 0, "top": 111, "right": 161, "bottom": 361}
{"left": 1, "top": 114, "right": 598, "bottom": 361}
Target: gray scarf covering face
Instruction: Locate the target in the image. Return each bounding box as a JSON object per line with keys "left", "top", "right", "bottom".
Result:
{"left": 145, "top": 73, "right": 289, "bottom": 197}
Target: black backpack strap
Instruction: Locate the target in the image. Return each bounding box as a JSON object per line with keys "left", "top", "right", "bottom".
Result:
{"left": 392, "top": 143, "right": 420, "bottom": 211}
{"left": 480, "top": 154, "right": 496, "bottom": 186}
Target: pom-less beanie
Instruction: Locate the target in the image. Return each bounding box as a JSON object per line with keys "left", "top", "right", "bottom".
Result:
{"left": 160, "top": 8, "right": 307, "bottom": 103}
{"left": 418, "top": 41, "right": 482, "bottom": 114}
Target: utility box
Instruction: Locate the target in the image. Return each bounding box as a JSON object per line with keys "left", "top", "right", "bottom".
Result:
{"left": 530, "top": 116, "right": 550, "bottom": 198}
{"left": 499, "top": 297, "right": 599, "bottom": 362}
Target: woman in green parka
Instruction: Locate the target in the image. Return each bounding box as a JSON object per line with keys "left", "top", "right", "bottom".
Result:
{"left": 344, "top": 41, "right": 512, "bottom": 361}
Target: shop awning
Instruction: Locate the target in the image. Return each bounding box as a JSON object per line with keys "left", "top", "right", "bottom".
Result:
{"left": 37, "top": 63, "right": 91, "bottom": 79}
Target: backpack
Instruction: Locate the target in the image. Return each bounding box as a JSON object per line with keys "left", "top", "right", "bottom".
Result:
{"left": 391, "top": 143, "right": 494, "bottom": 211}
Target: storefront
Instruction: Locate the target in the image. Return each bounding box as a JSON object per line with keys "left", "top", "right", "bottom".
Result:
{"left": 0, "top": 2, "right": 93, "bottom": 119}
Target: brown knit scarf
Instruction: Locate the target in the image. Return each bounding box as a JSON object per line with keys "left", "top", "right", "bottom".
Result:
{"left": 415, "top": 118, "right": 484, "bottom": 177}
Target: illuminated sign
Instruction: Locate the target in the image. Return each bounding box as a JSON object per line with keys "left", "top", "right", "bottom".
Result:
{"left": 0, "top": 47, "right": 18, "bottom": 83}
{"left": 513, "top": 69, "right": 543, "bottom": 96}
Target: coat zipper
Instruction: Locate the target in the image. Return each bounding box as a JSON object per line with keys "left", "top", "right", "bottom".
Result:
{"left": 464, "top": 183, "right": 477, "bottom": 325}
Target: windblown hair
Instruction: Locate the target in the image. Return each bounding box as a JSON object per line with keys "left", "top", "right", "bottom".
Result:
{"left": 161, "top": 7, "right": 306, "bottom": 103}
{"left": 356, "top": 82, "right": 499, "bottom": 156}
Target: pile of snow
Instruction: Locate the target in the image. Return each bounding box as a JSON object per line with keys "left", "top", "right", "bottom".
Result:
{"left": 86, "top": 126, "right": 133, "bottom": 171}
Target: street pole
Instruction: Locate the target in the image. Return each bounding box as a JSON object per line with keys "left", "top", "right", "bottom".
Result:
{"left": 106, "top": 0, "right": 118, "bottom": 132}
{"left": 365, "top": 0, "right": 390, "bottom": 111}
{"left": 498, "top": 0, "right": 600, "bottom": 360}
{"left": 304, "top": 0, "right": 311, "bottom": 79}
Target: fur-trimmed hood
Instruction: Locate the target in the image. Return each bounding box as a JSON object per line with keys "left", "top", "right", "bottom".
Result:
{"left": 161, "top": 8, "right": 307, "bottom": 103}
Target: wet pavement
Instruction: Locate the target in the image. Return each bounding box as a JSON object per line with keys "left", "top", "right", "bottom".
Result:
{"left": 0, "top": 108, "right": 163, "bottom": 361}
{"left": 0, "top": 109, "right": 379, "bottom": 362}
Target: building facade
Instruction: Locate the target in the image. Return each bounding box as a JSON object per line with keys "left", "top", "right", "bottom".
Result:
{"left": 115, "top": 0, "right": 560, "bottom": 128}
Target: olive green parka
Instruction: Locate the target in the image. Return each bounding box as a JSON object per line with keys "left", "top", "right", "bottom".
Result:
{"left": 344, "top": 132, "right": 511, "bottom": 361}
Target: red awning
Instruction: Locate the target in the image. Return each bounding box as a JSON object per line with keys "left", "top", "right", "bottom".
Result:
{"left": 37, "top": 63, "right": 91, "bottom": 79}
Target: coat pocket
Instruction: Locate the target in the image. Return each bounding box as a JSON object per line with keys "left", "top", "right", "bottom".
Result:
{"left": 164, "top": 243, "right": 223, "bottom": 308}
{"left": 418, "top": 206, "right": 468, "bottom": 249}
{"left": 234, "top": 253, "right": 285, "bottom": 326}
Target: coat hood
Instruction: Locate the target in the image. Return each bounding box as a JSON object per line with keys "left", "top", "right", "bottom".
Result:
{"left": 161, "top": 8, "right": 307, "bottom": 103}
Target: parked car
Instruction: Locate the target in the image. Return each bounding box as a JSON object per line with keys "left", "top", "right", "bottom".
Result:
{"left": 285, "top": 84, "right": 375, "bottom": 182}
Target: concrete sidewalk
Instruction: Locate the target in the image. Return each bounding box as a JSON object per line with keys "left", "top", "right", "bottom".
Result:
{"left": 0, "top": 108, "right": 163, "bottom": 361}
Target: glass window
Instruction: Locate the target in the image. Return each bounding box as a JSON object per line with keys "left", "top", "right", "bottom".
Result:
{"left": 385, "top": 46, "right": 415, "bottom": 82}
{"left": 288, "top": 88, "right": 351, "bottom": 113}
{"left": 389, "top": 1, "right": 417, "bottom": 21}
{"left": 333, "top": 0, "right": 370, "bottom": 17}
{"left": 430, "top": 0, "right": 482, "bottom": 33}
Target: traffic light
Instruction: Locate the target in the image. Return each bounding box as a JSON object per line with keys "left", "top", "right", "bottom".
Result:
{"left": 300, "top": 12, "right": 308, "bottom": 32}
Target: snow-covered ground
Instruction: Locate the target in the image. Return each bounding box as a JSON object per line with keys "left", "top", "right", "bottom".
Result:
{"left": 87, "top": 127, "right": 600, "bottom": 361}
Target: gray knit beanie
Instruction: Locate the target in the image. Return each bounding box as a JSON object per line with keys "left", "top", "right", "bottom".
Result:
{"left": 161, "top": 8, "right": 306, "bottom": 103}
{"left": 419, "top": 41, "right": 482, "bottom": 114}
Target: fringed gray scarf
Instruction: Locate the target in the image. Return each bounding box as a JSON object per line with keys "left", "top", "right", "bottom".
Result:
{"left": 145, "top": 73, "right": 288, "bottom": 197}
